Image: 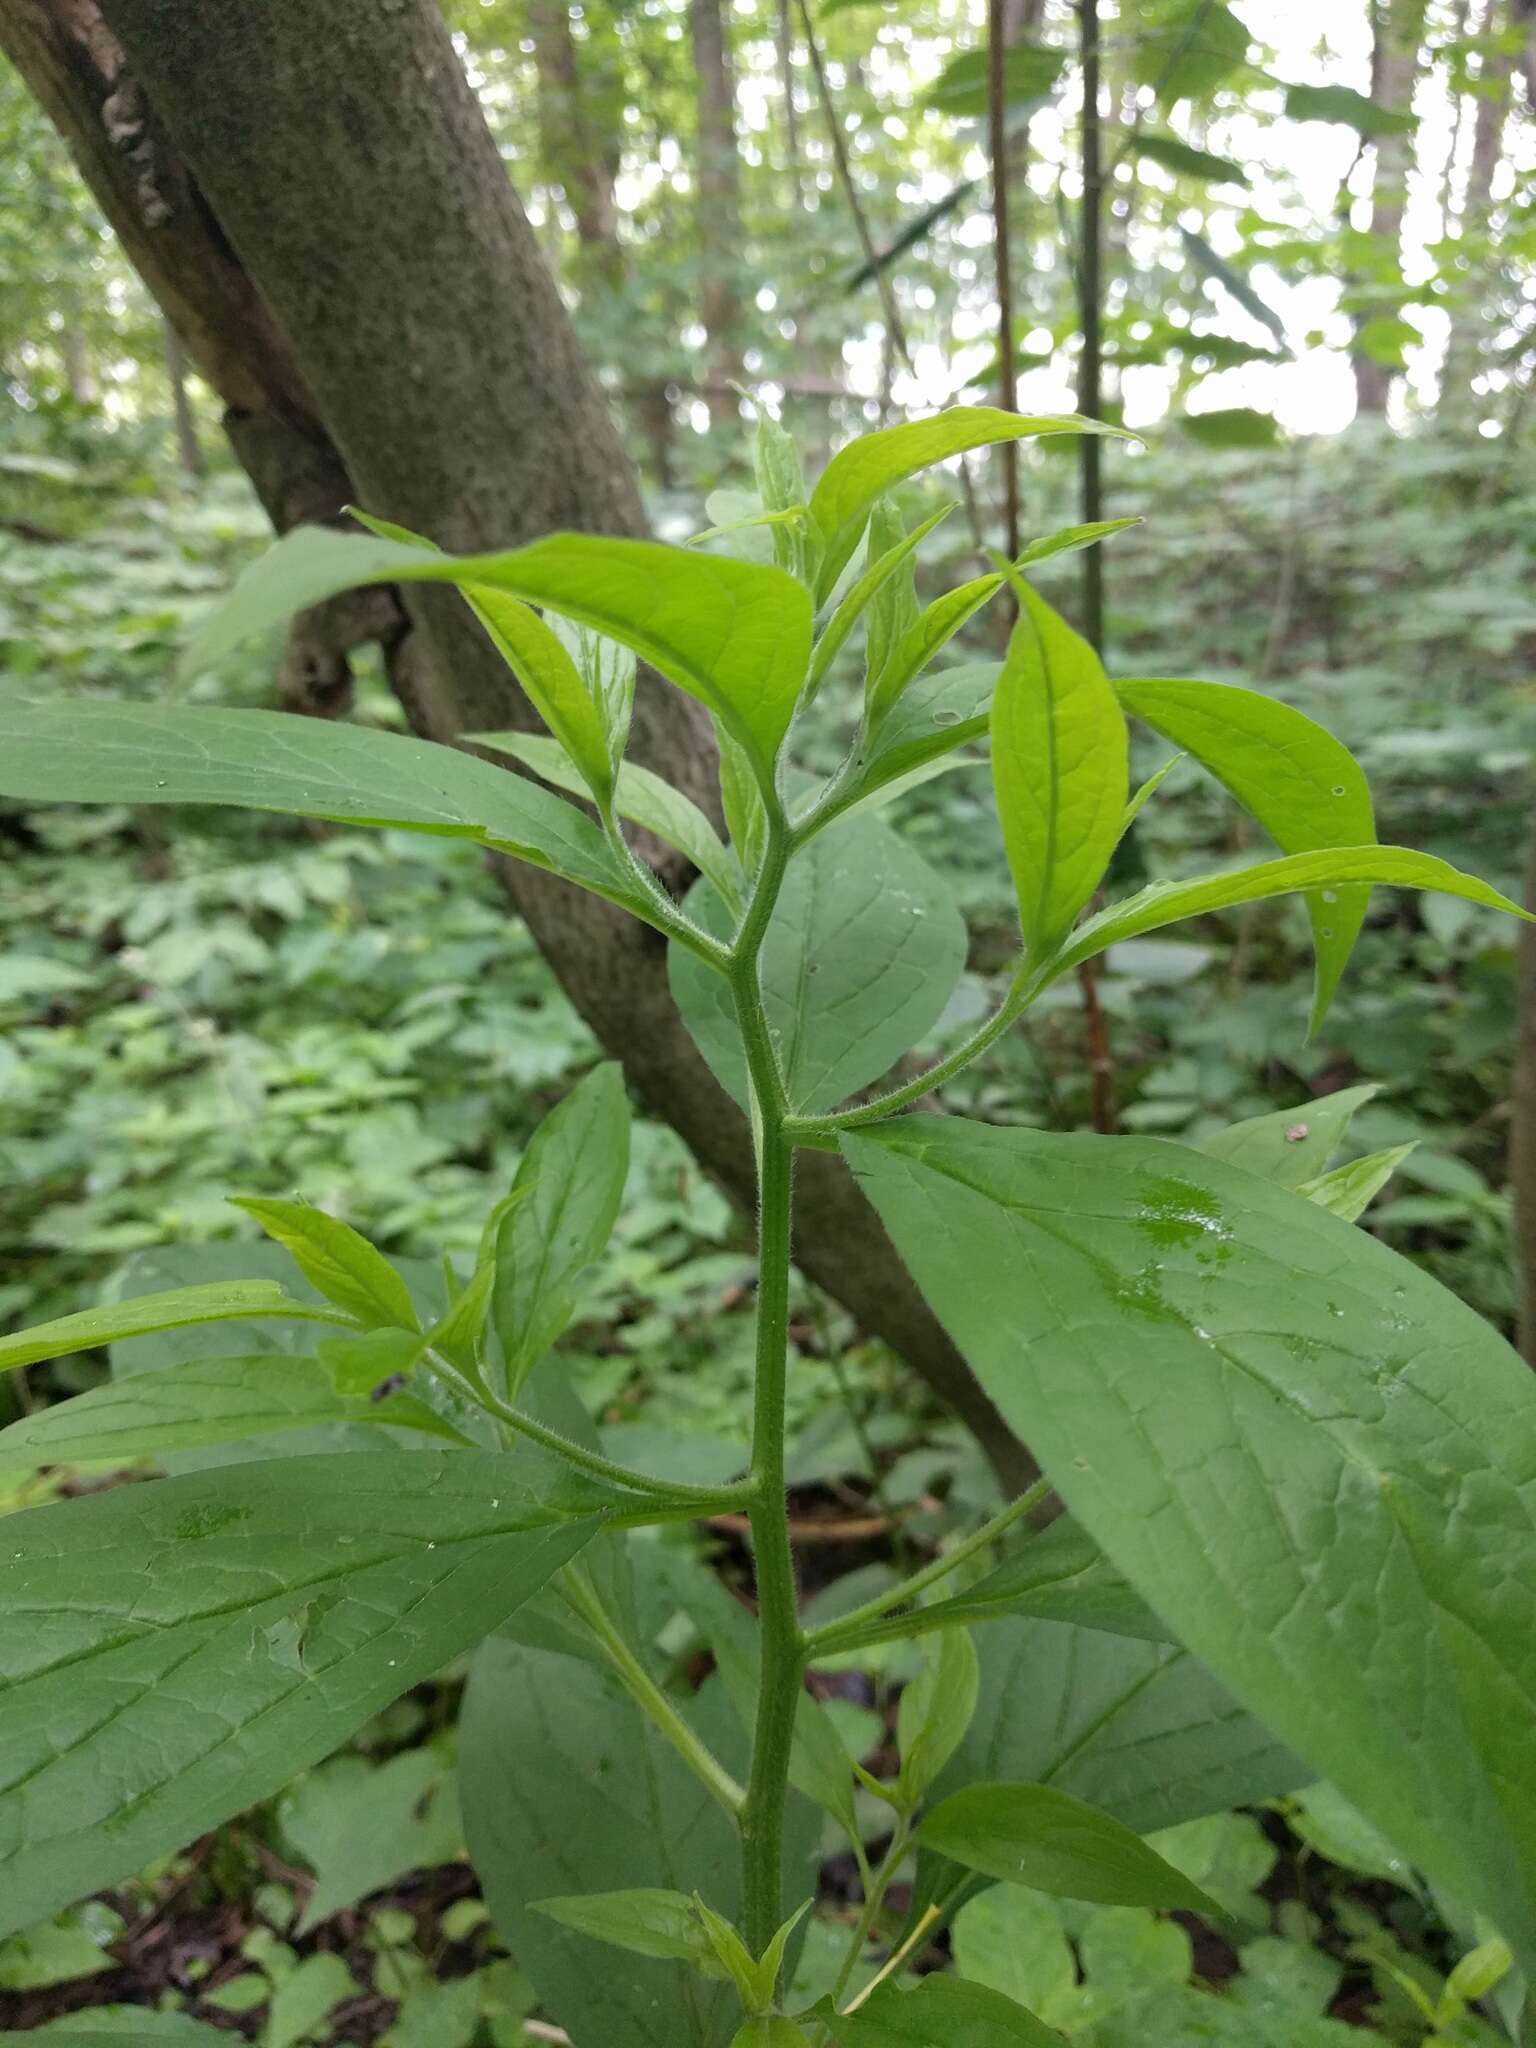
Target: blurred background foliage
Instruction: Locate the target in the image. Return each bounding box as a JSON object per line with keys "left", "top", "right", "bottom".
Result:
{"left": 1, "top": 0, "right": 1534, "bottom": 2040}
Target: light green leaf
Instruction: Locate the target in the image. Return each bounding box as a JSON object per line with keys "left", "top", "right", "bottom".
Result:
{"left": 669, "top": 814, "right": 966, "bottom": 1115}
{"left": 228, "top": 1198, "right": 419, "bottom": 1332}
{"left": 1182, "top": 406, "right": 1281, "bottom": 449}
{"left": 844, "top": 1115, "right": 1536, "bottom": 1967}
{"left": 265, "top": 1951, "right": 359, "bottom": 2048}
{"left": 896, "top": 1628, "right": 980, "bottom": 1804}
{"left": 0, "top": 700, "right": 661, "bottom": 936}
{"left": 993, "top": 582, "right": 1128, "bottom": 955}
{"left": 1197, "top": 1082, "right": 1381, "bottom": 1189}
{"left": 937, "top": 1612, "right": 1299, "bottom": 1836}
{"left": 807, "top": 502, "right": 953, "bottom": 702}
{"left": 864, "top": 498, "right": 923, "bottom": 699}
{"left": 1053, "top": 845, "right": 1531, "bottom": 982}
{"left": 718, "top": 718, "right": 768, "bottom": 873}
{"left": 460, "top": 586, "right": 614, "bottom": 802}
{"left": 1119, "top": 753, "right": 1183, "bottom": 839}
{"left": 531, "top": 1888, "right": 720, "bottom": 1969}
{"left": 283, "top": 1747, "right": 461, "bottom": 1931}
{"left": 0, "top": 2016, "right": 229, "bottom": 2044}
{"left": 183, "top": 525, "right": 812, "bottom": 783}
{"left": 472, "top": 730, "right": 741, "bottom": 908}
{"left": 0, "top": 1451, "right": 605, "bottom": 1936}
{"left": 814, "top": 1973, "right": 1064, "bottom": 2044}
{"left": 1286, "top": 1784, "right": 1417, "bottom": 1890}
{"left": 809, "top": 408, "right": 1125, "bottom": 602}
{"left": 1116, "top": 678, "right": 1376, "bottom": 1026}
{"left": 0, "top": 1914, "right": 116, "bottom": 1990}
{"left": 918, "top": 1783, "right": 1218, "bottom": 1910}
{"left": 494, "top": 1063, "right": 631, "bottom": 1393}
{"left": 1019, "top": 518, "right": 1141, "bottom": 568}
{"left": 1285, "top": 81, "right": 1414, "bottom": 136}
{"left": 953, "top": 1887, "right": 1078, "bottom": 2027}
{"left": 753, "top": 410, "right": 819, "bottom": 588}
{"left": 1300, "top": 1144, "right": 1417, "bottom": 1222}
{"left": 810, "top": 663, "right": 996, "bottom": 843}
{"left": 1130, "top": 131, "right": 1246, "bottom": 182}
{"left": 869, "top": 573, "right": 1004, "bottom": 730}
{"left": 731, "top": 2021, "right": 814, "bottom": 2047}
{"left": 0, "top": 1352, "right": 459, "bottom": 1472}
{"left": 0, "top": 1279, "right": 351, "bottom": 1377}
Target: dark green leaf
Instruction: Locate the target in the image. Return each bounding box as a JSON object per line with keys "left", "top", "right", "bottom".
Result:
{"left": 1179, "top": 228, "right": 1288, "bottom": 348}
{"left": 669, "top": 815, "right": 966, "bottom": 1115}
{"left": 228, "top": 1198, "right": 419, "bottom": 1332}
{"left": 1114, "top": 679, "right": 1375, "bottom": 1025}
{"left": 1133, "top": 0, "right": 1250, "bottom": 101}
{"left": 844, "top": 1115, "right": 1536, "bottom": 1965}
{"left": 1181, "top": 407, "right": 1281, "bottom": 448}
{"left": 926, "top": 43, "right": 1066, "bottom": 120}
{"left": 1131, "top": 132, "right": 1247, "bottom": 183}
{"left": 919, "top": 1784, "right": 1216, "bottom": 1911}
{"left": 814, "top": 1973, "right": 1064, "bottom": 2044}
{"left": 0, "top": 1279, "right": 351, "bottom": 1377}
{"left": 896, "top": 1628, "right": 980, "bottom": 1804}
{"left": 1197, "top": 1083, "right": 1381, "bottom": 1189}
{"left": 0, "top": 1453, "right": 607, "bottom": 1935}
{"left": 531, "top": 1889, "right": 720, "bottom": 1968}
{"left": 494, "top": 1063, "right": 631, "bottom": 1393}
{"left": 1285, "top": 82, "right": 1414, "bottom": 136}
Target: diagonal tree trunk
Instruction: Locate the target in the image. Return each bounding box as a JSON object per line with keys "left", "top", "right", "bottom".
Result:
{"left": 0, "top": 0, "right": 1034, "bottom": 1490}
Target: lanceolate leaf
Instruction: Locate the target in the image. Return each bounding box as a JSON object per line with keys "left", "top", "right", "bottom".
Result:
{"left": 844, "top": 1116, "right": 1536, "bottom": 1965}
{"left": 0, "top": 701, "right": 664, "bottom": 937}
{"left": 808, "top": 408, "right": 1125, "bottom": 602}
{"left": 0, "top": 1280, "right": 352, "bottom": 1377}
{"left": 668, "top": 815, "right": 966, "bottom": 1115}
{"left": 530, "top": 1889, "right": 720, "bottom": 1968}
{"left": 472, "top": 732, "right": 740, "bottom": 907}
{"left": 863, "top": 498, "right": 924, "bottom": 698}
{"left": 1198, "top": 1083, "right": 1380, "bottom": 1190}
{"left": 917, "top": 1782, "right": 1218, "bottom": 1911}
{"left": 1051, "top": 846, "right": 1530, "bottom": 982}
{"left": 227, "top": 1199, "right": 419, "bottom": 1332}
{"left": 0, "top": 1353, "right": 462, "bottom": 1472}
{"left": 494, "top": 1063, "right": 631, "bottom": 1393}
{"left": 0, "top": 1453, "right": 608, "bottom": 1935}
{"left": 992, "top": 585, "right": 1128, "bottom": 955}
{"left": 814, "top": 1974, "right": 1063, "bottom": 2045}
{"left": 869, "top": 574, "right": 1006, "bottom": 729}
{"left": 460, "top": 586, "right": 614, "bottom": 802}
{"left": 812, "top": 663, "right": 997, "bottom": 838}
{"left": 183, "top": 525, "right": 812, "bottom": 783}
{"left": 1130, "top": 131, "right": 1246, "bottom": 183}
{"left": 1300, "top": 1144, "right": 1416, "bottom": 1222}
{"left": 1115, "top": 679, "right": 1376, "bottom": 1026}
{"left": 806, "top": 502, "right": 954, "bottom": 701}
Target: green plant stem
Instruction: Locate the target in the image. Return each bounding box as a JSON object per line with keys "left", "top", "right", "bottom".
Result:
{"left": 804, "top": 1476, "right": 1053, "bottom": 1658}
{"left": 600, "top": 807, "right": 733, "bottom": 973}
{"left": 556, "top": 1564, "right": 747, "bottom": 1817}
{"left": 424, "top": 1348, "right": 751, "bottom": 1506}
{"left": 731, "top": 808, "right": 806, "bottom": 1952}
{"left": 829, "top": 1816, "right": 913, "bottom": 2009}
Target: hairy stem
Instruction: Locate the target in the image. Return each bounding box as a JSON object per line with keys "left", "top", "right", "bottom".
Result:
{"left": 556, "top": 1564, "right": 747, "bottom": 1815}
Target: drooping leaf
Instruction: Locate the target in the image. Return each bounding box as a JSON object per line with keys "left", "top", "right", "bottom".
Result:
{"left": 0, "top": 1453, "right": 608, "bottom": 1935}
{"left": 1285, "top": 82, "right": 1414, "bottom": 136}
{"left": 0, "top": 1279, "right": 352, "bottom": 1377}
{"left": 808, "top": 409, "right": 1125, "bottom": 602}
{"left": 926, "top": 43, "right": 1066, "bottom": 120}
{"left": 1133, "top": 0, "right": 1250, "bottom": 101}
{"left": 473, "top": 732, "right": 741, "bottom": 908}
{"left": 227, "top": 1198, "right": 419, "bottom": 1333}
{"left": 531, "top": 1889, "right": 721, "bottom": 1969}
{"left": 992, "top": 583, "right": 1128, "bottom": 956}
{"left": 459, "top": 587, "right": 615, "bottom": 802}
{"left": 917, "top": 1783, "right": 1218, "bottom": 1911}
{"left": 494, "top": 1063, "right": 631, "bottom": 1394}
{"left": 0, "top": 1352, "right": 460, "bottom": 1473}
{"left": 1197, "top": 1083, "right": 1380, "bottom": 1189}
{"left": 182, "top": 525, "right": 813, "bottom": 783}
{"left": 1179, "top": 228, "right": 1288, "bottom": 348}
{"left": 1131, "top": 132, "right": 1247, "bottom": 182}
{"left": 1051, "top": 845, "right": 1530, "bottom": 983}
{"left": 814, "top": 1973, "right": 1064, "bottom": 2044}
{"left": 896, "top": 1629, "right": 980, "bottom": 1804}
{"left": 669, "top": 814, "right": 966, "bottom": 1115}
{"left": 1116, "top": 679, "right": 1376, "bottom": 1025}
{"left": 0, "top": 701, "right": 661, "bottom": 935}
{"left": 844, "top": 1115, "right": 1536, "bottom": 1966}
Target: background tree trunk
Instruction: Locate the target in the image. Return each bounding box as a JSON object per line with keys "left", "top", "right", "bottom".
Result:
{"left": 1442, "top": 0, "right": 1515, "bottom": 402}
{"left": 528, "top": 0, "right": 623, "bottom": 294}
{"left": 1352, "top": 0, "right": 1425, "bottom": 417}
{"left": 162, "top": 318, "right": 203, "bottom": 481}
{"left": 4, "top": 0, "right": 1034, "bottom": 1491}
{"left": 690, "top": 0, "right": 745, "bottom": 428}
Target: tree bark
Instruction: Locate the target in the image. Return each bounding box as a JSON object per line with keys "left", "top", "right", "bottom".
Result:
{"left": 7, "top": 0, "right": 1034, "bottom": 1490}
{"left": 1352, "top": 0, "right": 1426, "bottom": 417}
{"left": 1442, "top": 0, "right": 1515, "bottom": 402}
{"left": 690, "top": 0, "right": 745, "bottom": 429}
{"left": 1516, "top": 813, "right": 1536, "bottom": 1366}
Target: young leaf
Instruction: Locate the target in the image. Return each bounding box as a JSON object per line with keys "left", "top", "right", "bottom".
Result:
{"left": 530, "top": 1890, "right": 721, "bottom": 1970}
{"left": 813, "top": 1973, "right": 1064, "bottom": 2044}
{"left": 896, "top": 1628, "right": 980, "bottom": 1805}
{"left": 668, "top": 815, "right": 966, "bottom": 1115}
{"left": 1197, "top": 1082, "right": 1381, "bottom": 1190}
{"left": 0, "top": 700, "right": 663, "bottom": 936}
{"left": 992, "top": 583, "right": 1128, "bottom": 956}
{"left": 0, "top": 1452, "right": 608, "bottom": 1936}
{"left": 0, "top": 1353, "right": 463, "bottom": 1472}
{"left": 808, "top": 408, "right": 1127, "bottom": 601}
{"left": 1052, "top": 846, "right": 1531, "bottom": 983}
{"left": 1118, "top": 753, "right": 1183, "bottom": 840}
{"left": 868, "top": 573, "right": 1005, "bottom": 730}
{"left": 227, "top": 1199, "right": 419, "bottom": 1333}
{"left": 182, "top": 526, "right": 813, "bottom": 786}
{"left": 1299, "top": 1143, "right": 1417, "bottom": 1223}
{"left": 717, "top": 719, "right": 769, "bottom": 875}
{"left": 805, "top": 502, "right": 953, "bottom": 703}
{"left": 844, "top": 1115, "right": 1536, "bottom": 1967}
{"left": 730, "top": 2021, "right": 814, "bottom": 2047}
{"left": 694, "top": 1897, "right": 764, "bottom": 2009}
{"left": 809, "top": 663, "right": 997, "bottom": 840}
{"left": 494, "top": 1063, "right": 631, "bottom": 1394}
{"left": 753, "top": 409, "right": 819, "bottom": 588}
{"left": 1115, "top": 679, "right": 1376, "bottom": 1026}
{"left": 472, "top": 730, "right": 741, "bottom": 908}
{"left": 0, "top": 1279, "right": 352, "bottom": 1377}
{"left": 863, "top": 498, "right": 922, "bottom": 700}
{"left": 917, "top": 1783, "right": 1218, "bottom": 1911}
{"left": 459, "top": 587, "right": 615, "bottom": 803}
